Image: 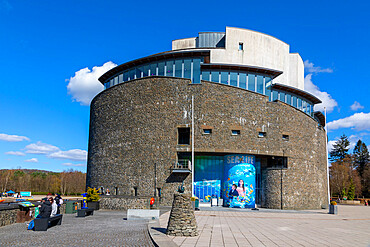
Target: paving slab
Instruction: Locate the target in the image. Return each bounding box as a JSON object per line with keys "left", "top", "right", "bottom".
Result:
{"left": 151, "top": 205, "right": 370, "bottom": 247}
{"left": 0, "top": 210, "right": 154, "bottom": 247}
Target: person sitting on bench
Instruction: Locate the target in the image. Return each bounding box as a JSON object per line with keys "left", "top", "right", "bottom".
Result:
{"left": 49, "top": 197, "right": 58, "bottom": 217}
{"left": 38, "top": 197, "right": 52, "bottom": 218}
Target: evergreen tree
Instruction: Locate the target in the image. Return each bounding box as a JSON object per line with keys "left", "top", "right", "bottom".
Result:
{"left": 330, "top": 134, "right": 350, "bottom": 162}
{"left": 341, "top": 187, "right": 347, "bottom": 199}
{"left": 348, "top": 178, "right": 355, "bottom": 200}
{"left": 353, "top": 140, "right": 370, "bottom": 177}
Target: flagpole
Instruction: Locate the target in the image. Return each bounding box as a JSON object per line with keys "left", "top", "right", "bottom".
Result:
{"left": 324, "top": 107, "right": 331, "bottom": 207}
{"left": 191, "top": 95, "right": 195, "bottom": 197}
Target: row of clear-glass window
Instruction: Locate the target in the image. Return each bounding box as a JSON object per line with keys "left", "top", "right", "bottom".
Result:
{"left": 103, "top": 60, "right": 313, "bottom": 117}
{"left": 104, "top": 58, "right": 202, "bottom": 89}
{"left": 200, "top": 70, "right": 272, "bottom": 96}
{"left": 271, "top": 90, "right": 314, "bottom": 116}
{"left": 200, "top": 70, "right": 313, "bottom": 116}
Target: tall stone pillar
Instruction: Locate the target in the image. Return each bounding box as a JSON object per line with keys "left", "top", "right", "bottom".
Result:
{"left": 166, "top": 193, "right": 198, "bottom": 237}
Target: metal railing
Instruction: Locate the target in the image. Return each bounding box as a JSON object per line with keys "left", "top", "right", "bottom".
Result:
{"left": 172, "top": 159, "right": 191, "bottom": 170}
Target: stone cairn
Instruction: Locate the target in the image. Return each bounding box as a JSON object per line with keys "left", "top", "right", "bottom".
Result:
{"left": 166, "top": 193, "right": 198, "bottom": 237}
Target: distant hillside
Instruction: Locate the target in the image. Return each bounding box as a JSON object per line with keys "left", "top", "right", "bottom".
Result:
{"left": 0, "top": 168, "right": 86, "bottom": 174}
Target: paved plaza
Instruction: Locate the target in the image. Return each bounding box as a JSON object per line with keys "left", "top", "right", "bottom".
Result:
{"left": 0, "top": 210, "right": 154, "bottom": 247}
{"left": 156, "top": 205, "right": 370, "bottom": 247}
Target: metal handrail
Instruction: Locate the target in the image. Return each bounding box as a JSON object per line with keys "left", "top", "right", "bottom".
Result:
{"left": 172, "top": 159, "right": 191, "bottom": 170}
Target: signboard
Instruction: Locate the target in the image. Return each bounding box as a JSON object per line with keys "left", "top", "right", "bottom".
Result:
{"left": 20, "top": 191, "right": 32, "bottom": 197}
{"left": 223, "top": 155, "right": 256, "bottom": 208}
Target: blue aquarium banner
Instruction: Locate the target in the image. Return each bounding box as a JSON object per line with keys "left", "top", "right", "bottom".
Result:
{"left": 223, "top": 155, "right": 256, "bottom": 208}
{"left": 193, "top": 180, "right": 221, "bottom": 202}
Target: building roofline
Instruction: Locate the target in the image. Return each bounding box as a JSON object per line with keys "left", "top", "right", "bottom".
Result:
{"left": 201, "top": 63, "right": 283, "bottom": 78}
{"left": 98, "top": 50, "right": 211, "bottom": 83}
{"left": 271, "top": 83, "right": 322, "bottom": 104}
{"left": 225, "top": 26, "right": 290, "bottom": 47}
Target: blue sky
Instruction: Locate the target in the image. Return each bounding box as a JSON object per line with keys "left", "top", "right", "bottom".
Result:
{"left": 1, "top": 0, "right": 369, "bottom": 172}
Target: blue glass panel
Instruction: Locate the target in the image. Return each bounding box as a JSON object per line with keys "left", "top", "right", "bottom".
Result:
{"left": 119, "top": 74, "right": 123, "bottom": 83}
{"left": 175, "top": 59, "right": 182, "bottom": 77}
{"left": 184, "top": 59, "right": 191, "bottom": 79}
{"left": 221, "top": 71, "right": 228, "bottom": 84}
{"left": 257, "top": 75, "right": 263, "bottom": 94}
{"left": 292, "top": 96, "right": 297, "bottom": 107}
{"left": 123, "top": 71, "right": 128, "bottom": 82}
{"left": 265, "top": 76, "right": 272, "bottom": 97}
{"left": 193, "top": 58, "right": 201, "bottom": 83}
{"left": 158, "top": 62, "right": 165, "bottom": 76}
{"left": 239, "top": 73, "right": 246, "bottom": 89}
{"left": 201, "top": 70, "right": 210, "bottom": 81}
{"left": 272, "top": 91, "right": 278, "bottom": 101}
{"left": 280, "top": 92, "right": 285, "bottom": 102}
{"left": 286, "top": 94, "right": 291, "bottom": 105}
{"left": 136, "top": 67, "right": 142, "bottom": 79}
{"left": 230, "top": 72, "right": 237, "bottom": 86}
{"left": 166, "top": 60, "right": 173, "bottom": 77}
{"left": 248, "top": 74, "right": 255, "bottom": 91}
{"left": 211, "top": 71, "right": 219, "bottom": 83}
{"left": 114, "top": 76, "right": 118, "bottom": 85}
{"left": 302, "top": 100, "right": 306, "bottom": 113}
{"left": 150, "top": 63, "right": 157, "bottom": 76}
{"left": 143, "top": 64, "right": 149, "bottom": 77}
{"left": 298, "top": 98, "right": 302, "bottom": 110}
{"left": 128, "top": 69, "right": 135, "bottom": 81}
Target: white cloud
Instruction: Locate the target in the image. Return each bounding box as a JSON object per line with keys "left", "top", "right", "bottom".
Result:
{"left": 48, "top": 149, "right": 87, "bottom": 161}
{"left": 304, "top": 74, "right": 338, "bottom": 113}
{"left": 25, "top": 158, "right": 38, "bottom": 163}
{"left": 62, "top": 162, "right": 86, "bottom": 167}
{"left": 0, "top": 133, "right": 30, "bottom": 142}
{"left": 25, "top": 141, "right": 60, "bottom": 154}
{"left": 304, "top": 60, "right": 333, "bottom": 74}
{"left": 24, "top": 141, "right": 87, "bottom": 162}
{"left": 5, "top": 151, "right": 26, "bottom": 156}
{"left": 67, "top": 61, "right": 117, "bottom": 105}
{"left": 327, "top": 140, "right": 336, "bottom": 152}
{"left": 327, "top": 112, "right": 370, "bottom": 131}
{"left": 350, "top": 101, "right": 364, "bottom": 111}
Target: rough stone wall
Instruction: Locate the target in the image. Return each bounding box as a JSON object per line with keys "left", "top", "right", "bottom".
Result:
{"left": 99, "top": 197, "right": 150, "bottom": 210}
{"left": 166, "top": 193, "right": 198, "bottom": 236}
{"left": 87, "top": 77, "right": 328, "bottom": 209}
{"left": 0, "top": 209, "right": 19, "bottom": 227}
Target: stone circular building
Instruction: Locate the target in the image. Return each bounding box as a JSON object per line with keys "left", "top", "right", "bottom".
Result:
{"left": 87, "top": 27, "right": 329, "bottom": 210}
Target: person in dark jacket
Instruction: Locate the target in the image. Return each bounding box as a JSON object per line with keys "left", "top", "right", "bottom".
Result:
{"left": 54, "top": 194, "right": 62, "bottom": 214}
{"left": 37, "top": 197, "right": 52, "bottom": 218}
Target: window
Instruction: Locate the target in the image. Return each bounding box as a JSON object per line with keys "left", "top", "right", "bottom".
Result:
{"left": 239, "top": 73, "right": 247, "bottom": 89}
{"left": 248, "top": 74, "right": 255, "bottom": 91}
{"left": 221, "top": 71, "right": 228, "bottom": 84}
{"left": 282, "top": 134, "right": 289, "bottom": 141}
{"left": 134, "top": 187, "right": 138, "bottom": 196}
{"left": 258, "top": 132, "right": 266, "bottom": 138}
{"left": 203, "top": 129, "right": 212, "bottom": 134}
{"left": 211, "top": 71, "right": 220, "bottom": 83}
{"left": 178, "top": 128, "right": 190, "bottom": 145}
{"left": 267, "top": 157, "right": 288, "bottom": 169}
{"left": 239, "top": 42, "right": 243, "bottom": 50}
{"left": 115, "top": 187, "right": 118, "bottom": 195}
{"left": 230, "top": 72, "right": 237, "bottom": 87}
{"left": 157, "top": 188, "right": 161, "bottom": 197}
{"left": 201, "top": 70, "right": 210, "bottom": 81}
{"left": 232, "top": 130, "right": 240, "bottom": 136}
{"left": 257, "top": 75, "right": 263, "bottom": 94}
